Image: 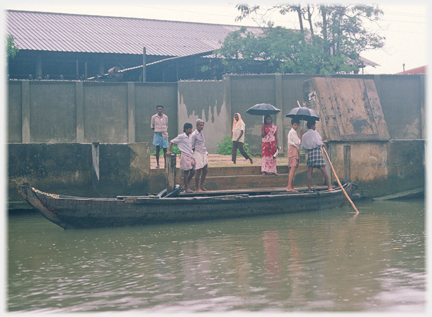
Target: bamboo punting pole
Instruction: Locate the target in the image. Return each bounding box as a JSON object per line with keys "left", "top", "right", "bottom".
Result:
{"left": 322, "top": 146, "right": 359, "bottom": 214}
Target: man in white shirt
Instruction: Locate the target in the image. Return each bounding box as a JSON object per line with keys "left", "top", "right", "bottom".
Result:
{"left": 232, "top": 113, "right": 253, "bottom": 164}
{"left": 286, "top": 118, "right": 303, "bottom": 192}
{"left": 166, "top": 123, "right": 195, "bottom": 193}
{"left": 190, "top": 119, "right": 208, "bottom": 192}
{"left": 301, "top": 120, "right": 333, "bottom": 192}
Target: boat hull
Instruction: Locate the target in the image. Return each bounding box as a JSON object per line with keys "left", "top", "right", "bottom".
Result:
{"left": 18, "top": 184, "right": 353, "bottom": 229}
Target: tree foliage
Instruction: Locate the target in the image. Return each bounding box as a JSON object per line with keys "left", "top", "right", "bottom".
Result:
{"left": 6, "top": 35, "right": 19, "bottom": 59}
{"left": 215, "top": 3, "right": 385, "bottom": 75}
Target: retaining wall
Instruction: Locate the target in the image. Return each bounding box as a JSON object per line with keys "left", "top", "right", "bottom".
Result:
{"left": 8, "top": 74, "right": 425, "bottom": 153}
{"left": 8, "top": 142, "right": 150, "bottom": 210}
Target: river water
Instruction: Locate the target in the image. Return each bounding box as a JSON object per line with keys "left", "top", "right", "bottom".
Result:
{"left": 7, "top": 198, "right": 426, "bottom": 313}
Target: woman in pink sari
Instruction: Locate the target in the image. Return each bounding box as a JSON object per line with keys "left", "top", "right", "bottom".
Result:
{"left": 261, "top": 115, "right": 279, "bottom": 175}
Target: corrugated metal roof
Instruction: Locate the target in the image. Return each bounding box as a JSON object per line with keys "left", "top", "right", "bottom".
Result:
{"left": 6, "top": 10, "right": 261, "bottom": 57}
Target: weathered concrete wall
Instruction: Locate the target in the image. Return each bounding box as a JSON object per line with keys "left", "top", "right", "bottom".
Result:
{"left": 376, "top": 75, "right": 425, "bottom": 140}
{"left": 224, "top": 74, "right": 425, "bottom": 153}
{"left": 326, "top": 140, "right": 425, "bottom": 198}
{"left": 177, "top": 81, "right": 228, "bottom": 153}
{"left": 8, "top": 81, "right": 178, "bottom": 145}
{"left": 8, "top": 143, "right": 151, "bottom": 210}
{"left": 134, "top": 83, "right": 178, "bottom": 145}
{"left": 228, "top": 75, "right": 278, "bottom": 154}
{"left": 6, "top": 75, "right": 425, "bottom": 205}
{"left": 8, "top": 74, "right": 425, "bottom": 152}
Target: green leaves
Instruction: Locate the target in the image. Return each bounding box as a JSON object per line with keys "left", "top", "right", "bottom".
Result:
{"left": 215, "top": 4, "right": 385, "bottom": 75}
{"left": 216, "top": 135, "right": 252, "bottom": 157}
{"left": 6, "top": 34, "right": 19, "bottom": 60}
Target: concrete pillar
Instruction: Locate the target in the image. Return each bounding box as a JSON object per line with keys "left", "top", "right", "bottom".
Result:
{"left": 92, "top": 142, "right": 100, "bottom": 197}
{"left": 419, "top": 75, "right": 425, "bottom": 139}
{"left": 76, "top": 82, "right": 84, "bottom": 143}
{"left": 275, "top": 74, "right": 284, "bottom": 152}
{"left": 76, "top": 60, "right": 79, "bottom": 80}
{"left": 166, "top": 153, "right": 176, "bottom": 191}
{"left": 21, "top": 80, "right": 30, "bottom": 143}
{"left": 127, "top": 82, "right": 136, "bottom": 143}
{"left": 223, "top": 75, "right": 233, "bottom": 136}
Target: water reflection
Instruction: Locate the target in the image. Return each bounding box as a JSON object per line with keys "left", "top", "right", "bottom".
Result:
{"left": 7, "top": 199, "right": 425, "bottom": 312}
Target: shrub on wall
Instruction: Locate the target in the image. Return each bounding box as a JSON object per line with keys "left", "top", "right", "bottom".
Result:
{"left": 151, "top": 143, "right": 181, "bottom": 156}
{"left": 216, "top": 135, "right": 252, "bottom": 156}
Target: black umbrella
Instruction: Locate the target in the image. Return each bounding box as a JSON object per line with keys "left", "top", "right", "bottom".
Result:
{"left": 246, "top": 103, "right": 281, "bottom": 116}
{"left": 285, "top": 107, "right": 320, "bottom": 121}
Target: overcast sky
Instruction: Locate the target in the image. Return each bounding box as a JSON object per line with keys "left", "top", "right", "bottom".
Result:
{"left": 2, "top": 0, "right": 429, "bottom": 74}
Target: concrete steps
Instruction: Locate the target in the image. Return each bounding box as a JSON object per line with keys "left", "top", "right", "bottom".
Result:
{"left": 149, "top": 164, "right": 329, "bottom": 193}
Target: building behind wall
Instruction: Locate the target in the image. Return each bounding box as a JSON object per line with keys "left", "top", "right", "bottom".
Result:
{"left": 6, "top": 10, "right": 379, "bottom": 82}
{"left": 6, "top": 10, "right": 265, "bottom": 82}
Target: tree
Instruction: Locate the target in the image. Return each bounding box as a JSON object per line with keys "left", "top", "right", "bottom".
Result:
{"left": 216, "top": 3, "right": 385, "bottom": 74}
{"left": 6, "top": 34, "right": 19, "bottom": 62}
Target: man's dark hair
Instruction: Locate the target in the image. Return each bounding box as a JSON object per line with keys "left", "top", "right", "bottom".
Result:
{"left": 156, "top": 104, "right": 164, "bottom": 109}
{"left": 291, "top": 118, "right": 300, "bottom": 125}
{"left": 307, "top": 120, "right": 316, "bottom": 129}
{"left": 183, "top": 123, "right": 193, "bottom": 132}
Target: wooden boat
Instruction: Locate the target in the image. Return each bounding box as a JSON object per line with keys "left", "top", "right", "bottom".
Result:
{"left": 18, "top": 183, "right": 355, "bottom": 229}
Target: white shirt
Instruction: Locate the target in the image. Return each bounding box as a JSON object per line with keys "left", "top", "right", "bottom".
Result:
{"left": 232, "top": 121, "right": 245, "bottom": 143}
{"left": 190, "top": 129, "right": 207, "bottom": 153}
{"left": 287, "top": 128, "right": 301, "bottom": 150}
{"left": 170, "top": 133, "right": 193, "bottom": 155}
{"left": 301, "top": 129, "right": 323, "bottom": 150}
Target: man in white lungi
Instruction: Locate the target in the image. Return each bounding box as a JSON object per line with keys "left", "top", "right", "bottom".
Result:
{"left": 190, "top": 119, "right": 208, "bottom": 192}
{"left": 166, "top": 123, "right": 195, "bottom": 193}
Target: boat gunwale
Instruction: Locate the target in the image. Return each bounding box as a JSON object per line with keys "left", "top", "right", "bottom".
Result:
{"left": 26, "top": 185, "right": 349, "bottom": 203}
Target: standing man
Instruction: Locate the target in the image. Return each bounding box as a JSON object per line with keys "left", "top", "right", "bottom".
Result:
{"left": 166, "top": 123, "right": 195, "bottom": 193}
{"left": 286, "top": 118, "right": 303, "bottom": 192}
{"left": 151, "top": 105, "right": 168, "bottom": 168}
{"left": 190, "top": 119, "right": 208, "bottom": 192}
{"left": 301, "top": 120, "right": 333, "bottom": 191}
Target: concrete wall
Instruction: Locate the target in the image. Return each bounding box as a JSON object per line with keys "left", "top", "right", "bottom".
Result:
{"left": 8, "top": 81, "right": 178, "bottom": 146}
{"left": 8, "top": 74, "right": 425, "bottom": 152}
{"left": 326, "top": 140, "right": 425, "bottom": 198}
{"left": 375, "top": 75, "right": 425, "bottom": 140}
{"left": 222, "top": 74, "right": 425, "bottom": 154}
{"left": 6, "top": 75, "right": 425, "bottom": 206}
{"left": 177, "top": 81, "right": 228, "bottom": 153}
{"left": 134, "top": 83, "right": 178, "bottom": 145}
{"left": 8, "top": 142, "right": 151, "bottom": 210}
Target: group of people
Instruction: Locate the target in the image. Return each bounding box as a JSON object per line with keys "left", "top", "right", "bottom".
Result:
{"left": 151, "top": 104, "right": 332, "bottom": 193}
{"left": 151, "top": 104, "right": 208, "bottom": 193}
{"left": 286, "top": 117, "right": 333, "bottom": 192}
{"left": 257, "top": 114, "right": 332, "bottom": 192}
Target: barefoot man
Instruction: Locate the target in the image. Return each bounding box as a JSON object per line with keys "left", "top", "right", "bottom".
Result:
{"left": 150, "top": 105, "right": 168, "bottom": 168}
{"left": 166, "top": 123, "right": 195, "bottom": 193}
{"left": 190, "top": 119, "right": 208, "bottom": 192}
{"left": 301, "top": 120, "right": 333, "bottom": 191}
{"left": 286, "top": 118, "right": 303, "bottom": 192}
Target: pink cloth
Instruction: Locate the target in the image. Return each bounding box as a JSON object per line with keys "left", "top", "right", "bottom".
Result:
{"left": 288, "top": 145, "right": 299, "bottom": 168}
{"left": 261, "top": 124, "right": 277, "bottom": 174}
{"left": 180, "top": 152, "right": 196, "bottom": 171}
